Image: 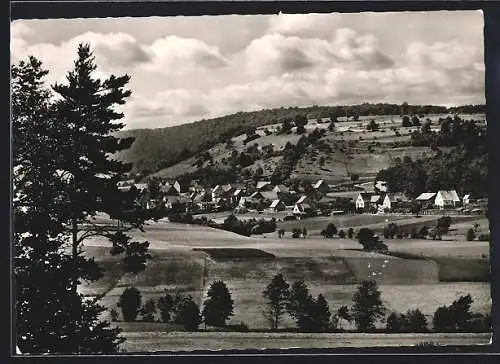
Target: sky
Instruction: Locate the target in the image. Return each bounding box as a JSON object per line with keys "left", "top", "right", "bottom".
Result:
{"left": 11, "top": 11, "right": 485, "bottom": 130}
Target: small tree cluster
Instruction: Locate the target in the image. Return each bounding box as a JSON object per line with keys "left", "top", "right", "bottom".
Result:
{"left": 321, "top": 223, "right": 337, "bottom": 238}
{"left": 358, "top": 228, "right": 388, "bottom": 251}
{"left": 386, "top": 309, "right": 428, "bottom": 333}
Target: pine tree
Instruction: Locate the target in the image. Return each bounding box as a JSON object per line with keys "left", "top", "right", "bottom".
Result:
{"left": 352, "top": 280, "right": 386, "bottom": 332}
{"left": 288, "top": 280, "right": 315, "bottom": 331}
{"left": 179, "top": 296, "right": 202, "bottom": 331}
{"left": 202, "top": 281, "right": 234, "bottom": 327}
{"left": 262, "top": 273, "right": 290, "bottom": 330}
{"left": 311, "top": 294, "right": 331, "bottom": 332}
{"left": 13, "top": 55, "right": 125, "bottom": 354}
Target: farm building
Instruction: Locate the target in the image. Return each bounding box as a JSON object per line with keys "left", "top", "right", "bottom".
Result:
{"left": 381, "top": 192, "right": 409, "bottom": 211}
{"left": 416, "top": 192, "right": 437, "bottom": 209}
{"left": 463, "top": 194, "right": 471, "bottom": 205}
{"left": 355, "top": 193, "right": 381, "bottom": 210}
{"left": 434, "top": 190, "right": 460, "bottom": 208}
{"left": 273, "top": 184, "right": 290, "bottom": 194}
{"left": 161, "top": 181, "right": 181, "bottom": 196}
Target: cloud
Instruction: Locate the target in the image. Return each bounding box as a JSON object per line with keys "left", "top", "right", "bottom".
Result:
{"left": 143, "top": 36, "right": 228, "bottom": 74}
{"left": 243, "top": 29, "right": 394, "bottom": 78}
{"left": 268, "top": 13, "right": 341, "bottom": 39}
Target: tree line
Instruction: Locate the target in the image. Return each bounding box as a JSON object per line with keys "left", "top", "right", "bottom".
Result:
{"left": 113, "top": 278, "right": 490, "bottom": 334}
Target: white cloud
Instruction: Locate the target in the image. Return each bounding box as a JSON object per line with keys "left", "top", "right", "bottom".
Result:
{"left": 10, "top": 13, "right": 485, "bottom": 129}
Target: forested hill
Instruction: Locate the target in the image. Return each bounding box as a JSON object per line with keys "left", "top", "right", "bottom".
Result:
{"left": 114, "top": 103, "right": 485, "bottom": 173}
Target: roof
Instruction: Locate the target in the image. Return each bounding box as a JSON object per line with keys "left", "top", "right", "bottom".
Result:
{"left": 256, "top": 181, "right": 272, "bottom": 189}
{"left": 416, "top": 192, "right": 437, "bottom": 201}
{"left": 134, "top": 183, "right": 148, "bottom": 191}
{"left": 295, "top": 203, "right": 312, "bottom": 211}
{"left": 250, "top": 191, "right": 262, "bottom": 199}
{"left": 261, "top": 191, "right": 278, "bottom": 201}
{"left": 273, "top": 184, "right": 289, "bottom": 192}
{"left": 370, "top": 195, "right": 381, "bottom": 203}
{"left": 463, "top": 194, "right": 471, "bottom": 200}
{"left": 357, "top": 193, "right": 373, "bottom": 201}
{"left": 437, "top": 190, "right": 460, "bottom": 202}
{"left": 296, "top": 195, "right": 308, "bottom": 204}
{"left": 313, "top": 179, "right": 325, "bottom": 189}
{"left": 386, "top": 192, "right": 409, "bottom": 202}
{"left": 270, "top": 199, "right": 284, "bottom": 208}
{"left": 233, "top": 189, "right": 243, "bottom": 196}
{"left": 222, "top": 184, "right": 233, "bottom": 192}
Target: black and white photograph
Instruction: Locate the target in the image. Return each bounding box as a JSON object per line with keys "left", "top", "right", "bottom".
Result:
{"left": 11, "top": 6, "right": 492, "bottom": 354}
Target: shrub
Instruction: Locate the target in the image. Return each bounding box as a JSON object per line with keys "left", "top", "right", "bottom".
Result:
{"left": 478, "top": 233, "right": 490, "bottom": 241}
{"left": 358, "top": 228, "right": 388, "bottom": 251}
{"left": 433, "top": 294, "right": 474, "bottom": 332}
{"left": 140, "top": 298, "right": 157, "bottom": 322}
{"left": 109, "top": 308, "right": 119, "bottom": 322}
{"left": 466, "top": 228, "right": 476, "bottom": 241}
{"left": 118, "top": 287, "right": 142, "bottom": 322}
{"left": 347, "top": 228, "right": 354, "bottom": 239}
{"left": 338, "top": 229, "right": 346, "bottom": 238}
{"left": 158, "top": 292, "right": 175, "bottom": 323}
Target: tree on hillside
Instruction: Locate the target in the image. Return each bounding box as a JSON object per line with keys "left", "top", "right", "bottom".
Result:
{"left": 140, "top": 298, "right": 157, "bottom": 322}
{"left": 351, "top": 280, "right": 386, "bottom": 332}
{"left": 436, "top": 216, "right": 452, "bottom": 234}
{"left": 367, "top": 119, "right": 379, "bottom": 132}
{"left": 202, "top": 280, "right": 234, "bottom": 327}
{"left": 357, "top": 228, "right": 388, "bottom": 251}
{"left": 263, "top": 274, "right": 290, "bottom": 330}
{"left": 158, "top": 292, "right": 175, "bottom": 323}
{"left": 13, "top": 47, "right": 152, "bottom": 354}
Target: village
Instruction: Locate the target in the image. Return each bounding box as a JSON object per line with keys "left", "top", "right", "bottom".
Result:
{"left": 116, "top": 177, "right": 486, "bottom": 223}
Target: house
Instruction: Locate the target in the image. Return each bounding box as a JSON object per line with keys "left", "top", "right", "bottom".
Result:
{"left": 381, "top": 192, "right": 409, "bottom": 211}
{"left": 296, "top": 195, "right": 310, "bottom": 205}
{"left": 256, "top": 181, "right": 273, "bottom": 191}
{"left": 193, "top": 191, "right": 213, "bottom": 211}
{"left": 434, "top": 190, "right": 460, "bottom": 209}
{"left": 313, "top": 179, "right": 329, "bottom": 196}
{"left": 117, "top": 179, "right": 135, "bottom": 188}
{"left": 293, "top": 203, "right": 314, "bottom": 216}
{"left": 232, "top": 189, "right": 245, "bottom": 205}
{"left": 133, "top": 183, "right": 148, "bottom": 193}
{"left": 268, "top": 199, "right": 286, "bottom": 212}
{"left": 374, "top": 180, "right": 388, "bottom": 193}
{"left": 161, "top": 181, "right": 181, "bottom": 196}
{"left": 355, "top": 193, "right": 376, "bottom": 210}
{"left": 416, "top": 192, "right": 437, "bottom": 209}
{"left": 164, "top": 195, "right": 191, "bottom": 212}
{"left": 463, "top": 194, "right": 471, "bottom": 205}
{"left": 212, "top": 184, "right": 233, "bottom": 200}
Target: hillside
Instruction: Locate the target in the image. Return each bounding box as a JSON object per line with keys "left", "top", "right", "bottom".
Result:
{"left": 114, "top": 103, "right": 484, "bottom": 174}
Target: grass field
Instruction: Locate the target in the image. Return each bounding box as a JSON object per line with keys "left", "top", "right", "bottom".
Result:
{"left": 80, "top": 218, "right": 490, "bottom": 341}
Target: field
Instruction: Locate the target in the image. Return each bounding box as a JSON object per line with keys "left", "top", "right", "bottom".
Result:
{"left": 118, "top": 331, "right": 491, "bottom": 352}
{"left": 80, "top": 213, "right": 491, "bottom": 352}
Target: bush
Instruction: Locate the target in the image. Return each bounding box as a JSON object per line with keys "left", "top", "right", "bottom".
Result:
{"left": 140, "top": 298, "right": 157, "bottom": 322}
{"left": 321, "top": 223, "right": 337, "bottom": 238}
{"left": 347, "top": 228, "right": 354, "bottom": 239}
{"left": 478, "top": 233, "right": 490, "bottom": 241}
{"left": 158, "top": 292, "right": 175, "bottom": 323}
{"left": 338, "top": 230, "right": 346, "bottom": 238}
{"left": 433, "top": 294, "right": 474, "bottom": 332}
{"left": 118, "top": 287, "right": 142, "bottom": 322}
{"left": 109, "top": 308, "right": 119, "bottom": 322}
{"left": 466, "top": 228, "right": 476, "bottom": 241}
{"left": 358, "top": 228, "right": 388, "bottom": 251}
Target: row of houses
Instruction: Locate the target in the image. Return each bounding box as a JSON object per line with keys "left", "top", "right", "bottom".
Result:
{"left": 355, "top": 189, "right": 470, "bottom": 212}
{"left": 116, "top": 178, "right": 332, "bottom": 216}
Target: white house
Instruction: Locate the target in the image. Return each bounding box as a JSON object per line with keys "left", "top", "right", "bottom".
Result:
{"left": 434, "top": 190, "right": 460, "bottom": 209}
{"left": 381, "top": 192, "right": 409, "bottom": 211}
{"left": 463, "top": 194, "right": 471, "bottom": 205}
{"left": 293, "top": 203, "right": 313, "bottom": 216}
{"left": 355, "top": 193, "right": 371, "bottom": 210}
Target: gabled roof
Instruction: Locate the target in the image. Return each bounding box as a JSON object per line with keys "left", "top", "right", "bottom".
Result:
{"left": 463, "top": 194, "right": 471, "bottom": 200}
{"left": 416, "top": 192, "right": 436, "bottom": 200}
{"left": 250, "top": 191, "right": 263, "bottom": 199}
{"left": 270, "top": 199, "right": 284, "bottom": 208}
{"left": 370, "top": 195, "right": 381, "bottom": 203}
{"left": 386, "top": 192, "right": 408, "bottom": 202}
{"left": 437, "top": 190, "right": 460, "bottom": 202}
{"left": 233, "top": 189, "right": 243, "bottom": 196}
{"left": 296, "top": 195, "right": 308, "bottom": 204}
{"left": 357, "top": 193, "right": 373, "bottom": 201}
{"left": 134, "top": 183, "right": 148, "bottom": 191}
{"left": 313, "top": 179, "right": 326, "bottom": 189}
{"left": 256, "top": 181, "right": 272, "bottom": 190}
